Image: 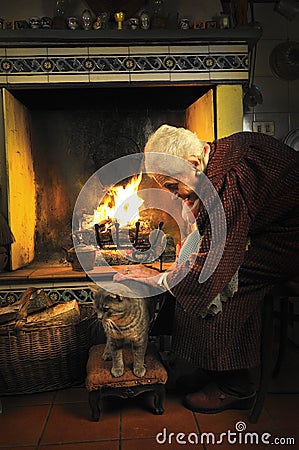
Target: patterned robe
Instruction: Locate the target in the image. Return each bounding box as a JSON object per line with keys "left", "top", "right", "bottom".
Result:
{"left": 166, "top": 132, "right": 299, "bottom": 370}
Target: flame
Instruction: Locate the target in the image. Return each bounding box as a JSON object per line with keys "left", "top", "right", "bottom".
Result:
{"left": 93, "top": 173, "right": 143, "bottom": 227}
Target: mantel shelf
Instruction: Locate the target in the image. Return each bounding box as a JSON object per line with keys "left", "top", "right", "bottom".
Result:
{"left": 0, "top": 27, "right": 262, "bottom": 48}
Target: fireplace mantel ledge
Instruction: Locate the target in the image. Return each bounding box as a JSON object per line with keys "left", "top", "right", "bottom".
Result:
{"left": 0, "top": 28, "right": 262, "bottom": 86}
{"left": 0, "top": 28, "right": 262, "bottom": 49}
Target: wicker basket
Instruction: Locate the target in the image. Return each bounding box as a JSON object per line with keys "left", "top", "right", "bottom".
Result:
{"left": 0, "top": 299, "right": 99, "bottom": 395}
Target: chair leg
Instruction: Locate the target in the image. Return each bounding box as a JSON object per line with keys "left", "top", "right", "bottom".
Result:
{"left": 250, "top": 294, "right": 274, "bottom": 423}
{"left": 273, "top": 297, "right": 289, "bottom": 377}
{"left": 89, "top": 390, "right": 101, "bottom": 421}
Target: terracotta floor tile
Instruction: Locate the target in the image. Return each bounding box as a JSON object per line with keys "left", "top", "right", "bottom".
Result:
{"left": 195, "top": 406, "right": 276, "bottom": 434}
{"left": 40, "top": 401, "right": 120, "bottom": 444}
{"left": 265, "top": 393, "right": 299, "bottom": 429}
{"left": 1, "top": 389, "right": 299, "bottom": 450}
{"left": 39, "top": 441, "right": 119, "bottom": 450}
{"left": 121, "top": 393, "right": 198, "bottom": 440}
{"left": 203, "top": 433, "right": 270, "bottom": 449}
{"left": 122, "top": 437, "right": 205, "bottom": 450}
{"left": 1, "top": 391, "right": 55, "bottom": 408}
{"left": 204, "top": 430, "right": 298, "bottom": 449}
{"left": 54, "top": 387, "right": 88, "bottom": 404}
{"left": 269, "top": 431, "right": 298, "bottom": 448}
{"left": 1, "top": 448, "right": 36, "bottom": 450}
{"left": 0, "top": 405, "right": 49, "bottom": 446}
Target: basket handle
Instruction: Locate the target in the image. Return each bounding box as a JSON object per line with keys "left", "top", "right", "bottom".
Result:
{"left": 15, "top": 287, "right": 54, "bottom": 330}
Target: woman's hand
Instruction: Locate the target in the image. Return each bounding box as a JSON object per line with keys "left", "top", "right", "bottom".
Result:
{"left": 113, "top": 264, "right": 161, "bottom": 286}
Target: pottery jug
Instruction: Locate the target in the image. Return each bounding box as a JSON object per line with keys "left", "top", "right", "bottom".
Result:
{"left": 62, "top": 244, "right": 96, "bottom": 271}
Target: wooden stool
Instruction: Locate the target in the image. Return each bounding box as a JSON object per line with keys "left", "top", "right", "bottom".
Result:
{"left": 250, "top": 276, "right": 299, "bottom": 423}
{"left": 85, "top": 343, "right": 168, "bottom": 421}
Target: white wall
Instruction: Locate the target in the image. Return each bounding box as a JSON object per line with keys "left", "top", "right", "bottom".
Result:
{"left": 243, "top": 2, "right": 299, "bottom": 141}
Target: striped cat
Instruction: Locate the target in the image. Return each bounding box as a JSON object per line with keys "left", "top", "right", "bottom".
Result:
{"left": 90, "top": 280, "right": 156, "bottom": 378}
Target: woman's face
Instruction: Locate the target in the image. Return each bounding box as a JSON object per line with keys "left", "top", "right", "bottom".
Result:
{"left": 145, "top": 148, "right": 210, "bottom": 220}
{"left": 153, "top": 173, "right": 200, "bottom": 218}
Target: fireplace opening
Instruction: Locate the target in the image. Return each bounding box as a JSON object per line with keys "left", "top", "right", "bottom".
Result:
{"left": 1, "top": 84, "right": 215, "bottom": 270}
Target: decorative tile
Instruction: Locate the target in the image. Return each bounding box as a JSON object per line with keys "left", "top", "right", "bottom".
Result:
{"left": 130, "top": 72, "right": 170, "bottom": 82}
{"left": 0, "top": 286, "right": 94, "bottom": 306}
{"left": 6, "top": 47, "right": 47, "bottom": 57}
{"left": 48, "top": 74, "right": 89, "bottom": 83}
{"left": 209, "top": 44, "right": 248, "bottom": 53}
{"left": 47, "top": 47, "right": 89, "bottom": 56}
{"left": 1, "top": 57, "right": 52, "bottom": 74}
{"left": 89, "top": 46, "right": 129, "bottom": 55}
{"left": 170, "top": 72, "right": 210, "bottom": 82}
{"left": 130, "top": 46, "right": 169, "bottom": 55}
{"left": 210, "top": 71, "right": 248, "bottom": 81}
{"left": 0, "top": 44, "right": 249, "bottom": 85}
{"left": 6, "top": 74, "right": 49, "bottom": 84}
{"left": 90, "top": 73, "right": 130, "bottom": 82}
{"left": 169, "top": 45, "right": 209, "bottom": 54}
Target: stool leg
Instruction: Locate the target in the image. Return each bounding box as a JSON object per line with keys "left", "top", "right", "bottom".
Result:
{"left": 153, "top": 384, "right": 165, "bottom": 415}
{"left": 89, "top": 390, "right": 101, "bottom": 421}
{"left": 250, "top": 295, "right": 274, "bottom": 423}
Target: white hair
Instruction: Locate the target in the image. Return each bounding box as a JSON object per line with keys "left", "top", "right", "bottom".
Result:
{"left": 144, "top": 124, "right": 207, "bottom": 159}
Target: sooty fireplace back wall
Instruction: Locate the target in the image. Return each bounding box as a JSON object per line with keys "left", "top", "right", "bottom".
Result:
{"left": 3, "top": 85, "right": 211, "bottom": 266}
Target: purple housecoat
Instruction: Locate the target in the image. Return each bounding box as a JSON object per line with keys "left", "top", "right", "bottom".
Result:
{"left": 166, "top": 132, "right": 299, "bottom": 370}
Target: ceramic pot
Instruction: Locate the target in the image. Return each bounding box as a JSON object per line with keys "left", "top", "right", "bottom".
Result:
{"left": 62, "top": 244, "right": 96, "bottom": 271}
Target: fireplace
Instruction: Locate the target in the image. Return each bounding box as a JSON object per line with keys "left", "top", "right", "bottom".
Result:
{"left": 0, "top": 28, "right": 261, "bottom": 272}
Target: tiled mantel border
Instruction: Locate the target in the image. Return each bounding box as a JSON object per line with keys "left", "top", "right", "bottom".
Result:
{"left": 0, "top": 43, "right": 250, "bottom": 86}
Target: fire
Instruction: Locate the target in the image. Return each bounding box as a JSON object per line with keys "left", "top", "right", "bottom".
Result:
{"left": 93, "top": 173, "right": 143, "bottom": 227}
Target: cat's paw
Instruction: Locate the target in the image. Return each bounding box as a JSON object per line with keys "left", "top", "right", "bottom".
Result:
{"left": 133, "top": 366, "right": 146, "bottom": 378}
{"left": 102, "top": 351, "right": 112, "bottom": 361}
{"left": 111, "top": 366, "right": 124, "bottom": 377}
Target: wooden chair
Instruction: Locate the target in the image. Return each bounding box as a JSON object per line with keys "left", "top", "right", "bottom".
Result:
{"left": 85, "top": 343, "right": 168, "bottom": 421}
{"left": 249, "top": 276, "right": 299, "bottom": 423}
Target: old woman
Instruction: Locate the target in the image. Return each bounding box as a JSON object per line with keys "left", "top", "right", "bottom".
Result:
{"left": 115, "top": 124, "right": 299, "bottom": 413}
